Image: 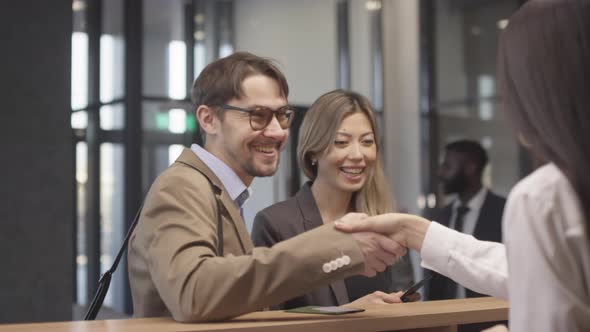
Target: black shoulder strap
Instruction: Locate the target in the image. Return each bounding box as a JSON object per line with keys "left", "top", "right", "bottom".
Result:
{"left": 84, "top": 176, "right": 223, "bottom": 320}
{"left": 83, "top": 202, "right": 143, "bottom": 320}
{"left": 213, "top": 187, "right": 224, "bottom": 256}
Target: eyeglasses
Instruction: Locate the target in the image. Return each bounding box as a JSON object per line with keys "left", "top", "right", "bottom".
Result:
{"left": 219, "top": 104, "right": 296, "bottom": 131}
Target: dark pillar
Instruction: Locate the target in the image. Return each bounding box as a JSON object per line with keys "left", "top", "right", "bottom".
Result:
{"left": 0, "top": 0, "right": 74, "bottom": 323}
{"left": 123, "top": 0, "right": 143, "bottom": 315}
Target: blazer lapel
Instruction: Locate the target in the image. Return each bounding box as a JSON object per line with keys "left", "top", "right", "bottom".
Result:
{"left": 295, "top": 183, "right": 323, "bottom": 232}
{"left": 296, "top": 183, "right": 350, "bottom": 305}
{"left": 175, "top": 148, "right": 253, "bottom": 253}
{"left": 473, "top": 190, "right": 497, "bottom": 241}
{"left": 218, "top": 189, "right": 254, "bottom": 252}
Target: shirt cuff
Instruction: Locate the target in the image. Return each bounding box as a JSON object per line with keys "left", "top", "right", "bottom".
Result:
{"left": 420, "top": 221, "right": 459, "bottom": 273}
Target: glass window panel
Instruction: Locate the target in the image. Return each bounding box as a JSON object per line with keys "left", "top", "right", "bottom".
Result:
{"left": 349, "top": 0, "right": 374, "bottom": 106}
{"left": 143, "top": 102, "right": 166, "bottom": 132}
{"left": 478, "top": 75, "right": 495, "bottom": 120}
{"left": 434, "top": 0, "right": 518, "bottom": 105}
{"left": 143, "top": 144, "right": 186, "bottom": 188}
{"left": 101, "top": 0, "right": 125, "bottom": 103}
{"left": 186, "top": 111, "right": 197, "bottom": 134}
{"left": 143, "top": 0, "right": 187, "bottom": 98}
{"left": 72, "top": 111, "right": 88, "bottom": 129}
{"left": 71, "top": 32, "right": 88, "bottom": 110}
{"left": 169, "top": 144, "right": 184, "bottom": 165}
{"left": 168, "top": 109, "right": 186, "bottom": 133}
{"left": 143, "top": 101, "right": 192, "bottom": 132}
{"left": 75, "top": 141, "right": 88, "bottom": 305}
{"left": 430, "top": 0, "right": 521, "bottom": 199}
{"left": 218, "top": 43, "right": 233, "bottom": 58}
{"left": 100, "top": 103, "right": 125, "bottom": 130}
{"left": 168, "top": 41, "right": 187, "bottom": 100}
{"left": 100, "top": 143, "right": 125, "bottom": 312}
{"left": 348, "top": 0, "right": 384, "bottom": 109}
{"left": 194, "top": 43, "right": 207, "bottom": 78}
{"left": 193, "top": 1, "right": 217, "bottom": 78}
{"left": 72, "top": 0, "right": 87, "bottom": 111}
{"left": 72, "top": 0, "right": 86, "bottom": 30}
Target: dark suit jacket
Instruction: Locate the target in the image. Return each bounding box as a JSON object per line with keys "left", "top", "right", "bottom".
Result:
{"left": 425, "top": 190, "right": 506, "bottom": 300}
{"left": 252, "top": 182, "right": 413, "bottom": 309}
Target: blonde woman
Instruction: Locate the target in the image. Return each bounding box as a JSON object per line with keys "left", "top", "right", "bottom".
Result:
{"left": 251, "top": 89, "right": 414, "bottom": 309}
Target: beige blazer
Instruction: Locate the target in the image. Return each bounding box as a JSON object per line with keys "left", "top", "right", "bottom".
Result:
{"left": 128, "top": 148, "right": 365, "bottom": 322}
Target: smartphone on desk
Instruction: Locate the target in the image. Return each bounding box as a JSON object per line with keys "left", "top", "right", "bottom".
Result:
{"left": 400, "top": 275, "right": 433, "bottom": 302}
{"left": 284, "top": 306, "right": 365, "bottom": 315}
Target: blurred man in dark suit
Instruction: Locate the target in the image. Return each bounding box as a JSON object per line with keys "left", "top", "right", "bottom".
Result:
{"left": 425, "top": 140, "right": 506, "bottom": 301}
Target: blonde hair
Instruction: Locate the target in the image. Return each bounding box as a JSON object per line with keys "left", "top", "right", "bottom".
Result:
{"left": 297, "top": 89, "right": 395, "bottom": 215}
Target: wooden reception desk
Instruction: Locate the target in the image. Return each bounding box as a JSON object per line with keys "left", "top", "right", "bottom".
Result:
{"left": 0, "top": 297, "right": 508, "bottom": 332}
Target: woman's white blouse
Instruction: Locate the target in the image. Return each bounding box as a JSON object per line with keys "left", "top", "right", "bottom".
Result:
{"left": 421, "top": 221, "right": 508, "bottom": 299}
{"left": 504, "top": 163, "right": 590, "bottom": 332}
{"left": 421, "top": 163, "right": 590, "bottom": 331}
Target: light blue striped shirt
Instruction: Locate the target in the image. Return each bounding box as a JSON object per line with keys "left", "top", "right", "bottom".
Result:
{"left": 190, "top": 144, "right": 252, "bottom": 208}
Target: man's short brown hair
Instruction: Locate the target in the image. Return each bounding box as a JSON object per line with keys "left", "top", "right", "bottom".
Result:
{"left": 191, "top": 52, "right": 289, "bottom": 107}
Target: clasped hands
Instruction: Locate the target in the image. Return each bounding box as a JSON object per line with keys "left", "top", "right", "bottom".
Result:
{"left": 333, "top": 212, "right": 431, "bottom": 304}
{"left": 335, "top": 212, "right": 429, "bottom": 277}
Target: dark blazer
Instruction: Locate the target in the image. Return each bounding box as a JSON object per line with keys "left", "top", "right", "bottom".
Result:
{"left": 425, "top": 190, "right": 506, "bottom": 300}
{"left": 252, "top": 182, "right": 414, "bottom": 309}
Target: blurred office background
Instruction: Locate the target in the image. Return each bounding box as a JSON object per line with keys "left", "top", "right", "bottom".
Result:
{"left": 1, "top": 0, "right": 530, "bottom": 323}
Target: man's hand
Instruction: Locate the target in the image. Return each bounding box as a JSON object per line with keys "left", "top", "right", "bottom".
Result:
{"left": 340, "top": 213, "right": 407, "bottom": 277}
{"left": 336, "top": 213, "right": 431, "bottom": 251}
{"left": 351, "top": 231, "right": 406, "bottom": 277}
{"left": 343, "top": 290, "right": 421, "bottom": 307}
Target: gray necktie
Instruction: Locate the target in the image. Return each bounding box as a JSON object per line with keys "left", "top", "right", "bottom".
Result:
{"left": 235, "top": 189, "right": 250, "bottom": 220}
{"left": 454, "top": 205, "right": 470, "bottom": 233}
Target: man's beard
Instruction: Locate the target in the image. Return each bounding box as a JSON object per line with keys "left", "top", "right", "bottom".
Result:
{"left": 241, "top": 154, "right": 281, "bottom": 178}
{"left": 443, "top": 173, "right": 467, "bottom": 194}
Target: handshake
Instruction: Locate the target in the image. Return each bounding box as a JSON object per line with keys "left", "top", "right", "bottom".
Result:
{"left": 334, "top": 213, "right": 431, "bottom": 278}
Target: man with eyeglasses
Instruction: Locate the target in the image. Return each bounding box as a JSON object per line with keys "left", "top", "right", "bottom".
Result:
{"left": 128, "top": 52, "right": 406, "bottom": 322}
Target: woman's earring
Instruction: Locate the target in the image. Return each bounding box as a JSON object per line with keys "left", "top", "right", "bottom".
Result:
{"left": 311, "top": 160, "right": 317, "bottom": 166}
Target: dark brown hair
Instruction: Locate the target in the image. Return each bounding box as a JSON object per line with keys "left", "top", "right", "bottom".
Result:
{"left": 498, "top": 0, "right": 590, "bottom": 235}
{"left": 191, "top": 52, "right": 289, "bottom": 107}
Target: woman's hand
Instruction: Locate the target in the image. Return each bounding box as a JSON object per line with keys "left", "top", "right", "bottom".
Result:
{"left": 335, "top": 213, "right": 431, "bottom": 251}
{"left": 343, "top": 291, "right": 421, "bottom": 307}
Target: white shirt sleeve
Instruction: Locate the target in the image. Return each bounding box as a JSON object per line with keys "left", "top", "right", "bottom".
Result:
{"left": 420, "top": 221, "right": 508, "bottom": 299}
{"left": 503, "top": 165, "right": 590, "bottom": 332}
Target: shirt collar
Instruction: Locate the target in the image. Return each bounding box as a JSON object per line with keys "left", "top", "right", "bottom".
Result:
{"left": 190, "top": 144, "right": 252, "bottom": 206}
{"left": 453, "top": 187, "right": 488, "bottom": 211}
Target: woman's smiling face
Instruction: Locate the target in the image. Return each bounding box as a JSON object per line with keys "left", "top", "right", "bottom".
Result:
{"left": 314, "top": 112, "right": 377, "bottom": 194}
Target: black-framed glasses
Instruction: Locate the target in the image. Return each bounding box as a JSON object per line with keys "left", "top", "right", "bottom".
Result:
{"left": 219, "top": 104, "right": 296, "bottom": 131}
